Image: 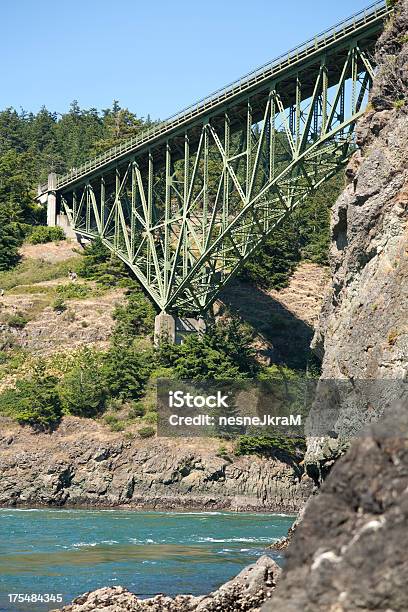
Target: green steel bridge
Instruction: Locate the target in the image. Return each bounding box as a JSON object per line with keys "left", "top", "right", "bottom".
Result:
{"left": 42, "top": 1, "right": 391, "bottom": 318}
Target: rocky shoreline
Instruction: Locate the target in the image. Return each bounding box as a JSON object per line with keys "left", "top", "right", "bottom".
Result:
{"left": 0, "top": 417, "right": 311, "bottom": 514}
{"left": 50, "top": 555, "right": 280, "bottom": 612}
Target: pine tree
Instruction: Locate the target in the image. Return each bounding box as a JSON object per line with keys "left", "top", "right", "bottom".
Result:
{"left": 0, "top": 203, "right": 21, "bottom": 271}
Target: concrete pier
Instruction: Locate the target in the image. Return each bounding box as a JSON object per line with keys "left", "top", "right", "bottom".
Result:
{"left": 46, "top": 172, "right": 57, "bottom": 227}
{"left": 154, "top": 313, "right": 176, "bottom": 345}
{"left": 154, "top": 313, "right": 206, "bottom": 345}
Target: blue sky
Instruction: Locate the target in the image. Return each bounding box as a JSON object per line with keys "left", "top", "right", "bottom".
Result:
{"left": 2, "top": 0, "right": 376, "bottom": 120}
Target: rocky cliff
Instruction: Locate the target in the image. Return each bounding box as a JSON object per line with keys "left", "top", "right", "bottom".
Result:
{"left": 0, "top": 417, "right": 310, "bottom": 512}
{"left": 260, "top": 3, "right": 408, "bottom": 610}
{"left": 263, "top": 401, "right": 408, "bottom": 612}
{"left": 308, "top": 0, "right": 408, "bottom": 469}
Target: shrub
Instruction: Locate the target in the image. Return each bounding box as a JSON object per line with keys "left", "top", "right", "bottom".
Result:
{"left": 28, "top": 226, "right": 65, "bottom": 244}
{"left": 104, "top": 414, "right": 125, "bottom": 431}
{"left": 128, "top": 402, "right": 146, "bottom": 418}
{"left": 235, "top": 434, "right": 305, "bottom": 459}
{"left": 0, "top": 362, "right": 63, "bottom": 429}
{"left": 5, "top": 312, "right": 28, "bottom": 329}
{"left": 138, "top": 425, "right": 155, "bottom": 439}
{"left": 52, "top": 297, "right": 67, "bottom": 313}
{"left": 77, "top": 238, "right": 110, "bottom": 279}
{"left": 56, "top": 284, "right": 90, "bottom": 299}
{"left": 142, "top": 411, "right": 157, "bottom": 424}
{"left": 113, "top": 291, "right": 156, "bottom": 339}
{"left": 110, "top": 420, "right": 125, "bottom": 432}
{"left": 59, "top": 348, "right": 108, "bottom": 417}
{"left": 216, "top": 445, "right": 231, "bottom": 460}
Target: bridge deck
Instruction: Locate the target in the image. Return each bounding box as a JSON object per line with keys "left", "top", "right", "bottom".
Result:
{"left": 51, "top": 0, "right": 389, "bottom": 193}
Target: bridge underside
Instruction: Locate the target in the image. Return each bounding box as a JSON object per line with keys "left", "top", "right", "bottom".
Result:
{"left": 52, "top": 12, "right": 383, "bottom": 316}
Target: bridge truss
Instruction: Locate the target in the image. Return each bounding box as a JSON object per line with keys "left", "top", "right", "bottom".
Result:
{"left": 49, "top": 2, "right": 390, "bottom": 315}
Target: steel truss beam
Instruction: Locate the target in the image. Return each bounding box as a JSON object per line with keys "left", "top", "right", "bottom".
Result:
{"left": 58, "top": 26, "right": 380, "bottom": 315}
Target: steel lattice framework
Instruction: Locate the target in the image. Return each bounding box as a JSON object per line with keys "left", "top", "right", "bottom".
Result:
{"left": 47, "top": 1, "right": 390, "bottom": 315}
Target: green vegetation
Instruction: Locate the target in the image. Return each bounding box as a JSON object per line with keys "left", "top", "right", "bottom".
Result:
{"left": 0, "top": 102, "right": 151, "bottom": 273}
{"left": 112, "top": 290, "right": 156, "bottom": 339}
{"left": 0, "top": 98, "right": 325, "bottom": 460}
{"left": 157, "top": 319, "right": 258, "bottom": 380}
{"left": 138, "top": 426, "right": 155, "bottom": 439}
{"left": 0, "top": 363, "right": 62, "bottom": 429}
{"left": 28, "top": 226, "right": 65, "bottom": 244}
{"left": 0, "top": 257, "right": 80, "bottom": 291}
{"left": 52, "top": 297, "right": 67, "bottom": 313}
{"left": 78, "top": 237, "right": 135, "bottom": 288}
{"left": 103, "top": 341, "right": 152, "bottom": 401}
{"left": 56, "top": 283, "right": 92, "bottom": 299}
{"left": 1, "top": 311, "right": 29, "bottom": 329}
{"left": 235, "top": 434, "right": 305, "bottom": 460}
{"left": 0, "top": 203, "right": 21, "bottom": 271}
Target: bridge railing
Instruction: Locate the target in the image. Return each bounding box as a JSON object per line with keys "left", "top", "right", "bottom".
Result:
{"left": 54, "top": 0, "right": 388, "bottom": 191}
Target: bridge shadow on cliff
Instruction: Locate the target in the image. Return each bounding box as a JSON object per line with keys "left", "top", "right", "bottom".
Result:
{"left": 219, "top": 280, "right": 316, "bottom": 370}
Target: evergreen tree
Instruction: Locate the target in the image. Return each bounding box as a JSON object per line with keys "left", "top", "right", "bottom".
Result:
{"left": 0, "top": 203, "right": 21, "bottom": 271}
{"left": 59, "top": 348, "right": 108, "bottom": 417}
{"left": 10, "top": 362, "right": 62, "bottom": 429}
{"left": 103, "top": 340, "right": 152, "bottom": 400}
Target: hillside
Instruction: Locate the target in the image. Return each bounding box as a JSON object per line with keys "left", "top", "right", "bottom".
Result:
{"left": 0, "top": 238, "right": 329, "bottom": 511}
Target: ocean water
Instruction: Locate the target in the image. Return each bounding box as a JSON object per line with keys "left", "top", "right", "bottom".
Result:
{"left": 0, "top": 508, "right": 294, "bottom": 612}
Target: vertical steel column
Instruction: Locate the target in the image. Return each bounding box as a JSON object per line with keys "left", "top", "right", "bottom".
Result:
{"left": 321, "top": 58, "right": 328, "bottom": 134}
{"left": 114, "top": 170, "right": 120, "bottom": 249}
{"left": 72, "top": 191, "right": 77, "bottom": 225}
{"left": 202, "top": 125, "right": 209, "bottom": 248}
{"left": 130, "top": 163, "right": 137, "bottom": 260}
{"left": 100, "top": 177, "right": 105, "bottom": 234}
{"left": 164, "top": 143, "right": 171, "bottom": 296}
{"left": 183, "top": 133, "right": 189, "bottom": 277}
{"left": 269, "top": 90, "right": 276, "bottom": 181}
{"left": 295, "top": 77, "right": 301, "bottom": 148}
{"left": 85, "top": 185, "right": 91, "bottom": 232}
{"left": 246, "top": 101, "right": 252, "bottom": 200}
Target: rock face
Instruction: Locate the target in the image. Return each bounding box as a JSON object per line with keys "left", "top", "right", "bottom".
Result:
{"left": 51, "top": 555, "right": 280, "bottom": 612}
{"left": 0, "top": 417, "right": 310, "bottom": 512}
{"left": 308, "top": 0, "right": 408, "bottom": 466}
{"left": 260, "top": 5, "right": 408, "bottom": 610}
{"left": 262, "top": 402, "right": 408, "bottom": 612}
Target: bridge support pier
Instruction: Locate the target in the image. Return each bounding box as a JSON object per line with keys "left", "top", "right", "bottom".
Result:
{"left": 154, "top": 313, "right": 176, "bottom": 345}
{"left": 154, "top": 313, "right": 206, "bottom": 345}
{"left": 46, "top": 172, "right": 57, "bottom": 227}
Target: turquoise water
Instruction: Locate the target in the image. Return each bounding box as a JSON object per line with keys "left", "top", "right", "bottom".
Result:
{"left": 0, "top": 508, "right": 294, "bottom": 612}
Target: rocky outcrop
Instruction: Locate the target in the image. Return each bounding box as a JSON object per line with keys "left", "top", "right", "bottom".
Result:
{"left": 0, "top": 417, "right": 310, "bottom": 512}
{"left": 260, "top": 5, "right": 408, "bottom": 610}
{"left": 308, "top": 0, "right": 408, "bottom": 467}
{"left": 51, "top": 555, "right": 280, "bottom": 612}
{"left": 262, "top": 401, "right": 408, "bottom": 612}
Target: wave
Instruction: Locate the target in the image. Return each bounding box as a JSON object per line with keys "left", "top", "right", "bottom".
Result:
{"left": 197, "top": 536, "right": 272, "bottom": 543}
